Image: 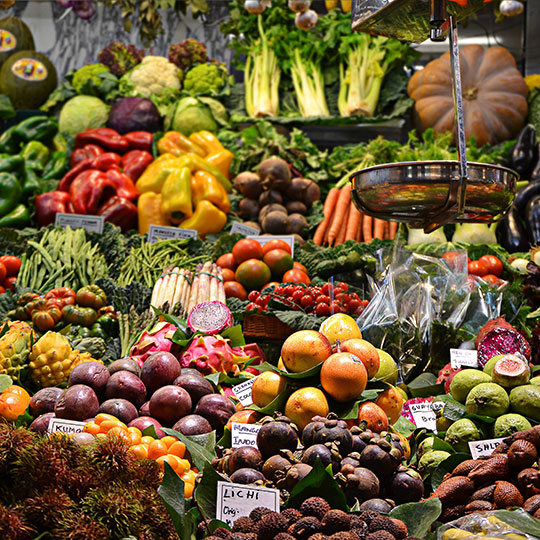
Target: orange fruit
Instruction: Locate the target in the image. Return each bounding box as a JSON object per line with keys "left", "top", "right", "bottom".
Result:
{"left": 375, "top": 386, "right": 404, "bottom": 425}
{"left": 108, "top": 426, "right": 130, "bottom": 442}
{"left": 320, "top": 352, "right": 368, "bottom": 402}
{"left": 0, "top": 392, "right": 27, "bottom": 421}
{"left": 155, "top": 454, "right": 182, "bottom": 471}
{"left": 281, "top": 330, "right": 332, "bottom": 373}
{"left": 148, "top": 439, "right": 169, "bottom": 460}
{"left": 94, "top": 413, "right": 120, "bottom": 425}
{"left": 140, "top": 436, "right": 155, "bottom": 445}
{"left": 184, "top": 481, "right": 195, "bottom": 498}
{"left": 182, "top": 469, "right": 198, "bottom": 485}
{"left": 83, "top": 421, "right": 101, "bottom": 435}
{"left": 99, "top": 419, "right": 126, "bottom": 432}
{"left": 4, "top": 385, "right": 30, "bottom": 405}
{"left": 168, "top": 441, "right": 186, "bottom": 459}
{"left": 225, "top": 409, "right": 260, "bottom": 431}
{"left": 127, "top": 427, "right": 142, "bottom": 445}
{"left": 129, "top": 444, "right": 149, "bottom": 459}
{"left": 160, "top": 435, "right": 178, "bottom": 449}
{"left": 340, "top": 339, "right": 380, "bottom": 379}
{"left": 284, "top": 387, "right": 329, "bottom": 432}
{"left": 355, "top": 401, "right": 389, "bottom": 433}
{"left": 251, "top": 371, "right": 287, "bottom": 408}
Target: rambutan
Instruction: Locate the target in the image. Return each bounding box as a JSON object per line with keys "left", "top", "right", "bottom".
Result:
{"left": 128, "top": 455, "right": 163, "bottom": 489}
{"left": 86, "top": 436, "right": 138, "bottom": 483}
{"left": 0, "top": 424, "right": 36, "bottom": 480}
{"left": 22, "top": 488, "right": 74, "bottom": 532}
{"left": 138, "top": 488, "right": 178, "bottom": 539}
{"left": 53, "top": 513, "right": 110, "bottom": 540}
{"left": 0, "top": 503, "right": 35, "bottom": 540}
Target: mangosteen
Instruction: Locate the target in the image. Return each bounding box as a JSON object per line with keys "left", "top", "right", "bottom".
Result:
{"left": 340, "top": 467, "right": 380, "bottom": 505}
{"left": 358, "top": 498, "right": 394, "bottom": 513}
{"left": 352, "top": 435, "right": 368, "bottom": 454}
{"left": 259, "top": 190, "right": 283, "bottom": 207}
{"left": 359, "top": 444, "right": 400, "bottom": 478}
{"left": 228, "top": 446, "right": 263, "bottom": 474}
{"left": 257, "top": 157, "right": 291, "bottom": 193}
{"left": 256, "top": 418, "right": 299, "bottom": 458}
{"left": 388, "top": 468, "right": 424, "bottom": 504}
{"left": 262, "top": 211, "right": 289, "bottom": 234}
{"left": 234, "top": 172, "right": 263, "bottom": 199}
{"left": 303, "top": 414, "right": 353, "bottom": 457}
{"left": 262, "top": 455, "right": 291, "bottom": 483}
{"left": 301, "top": 444, "right": 336, "bottom": 471}
{"left": 238, "top": 198, "right": 260, "bottom": 220}
{"left": 230, "top": 467, "right": 265, "bottom": 485}
{"left": 279, "top": 463, "right": 312, "bottom": 490}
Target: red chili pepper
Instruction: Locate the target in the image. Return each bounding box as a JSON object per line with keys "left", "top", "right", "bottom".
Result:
{"left": 121, "top": 150, "right": 154, "bottom": 182}
{"left": 35, "top": 191, "right": 71, "bottom": 226}
{"left": 105, "top": 169, "right": 139, "bottom": 200}
{"left": 97, "top": 196, "right": 138, "bottom": 232}
{"left": 69, "top": 170, "right": 117, "bottom": 214}
{"left": 58, "top": 158, "right": 94, "bottom": 192}
{"left": 448, "top": 0, "right": 468, "bottom": 5}
{"left": 74, "top": 128, "right": 130, "bottom": 153}
{"left": 92, "top": 152, "right": 122, "bottom": 171}
{"left": 124, "top": 131, "right": 153, "bottom": 152}
{"left": 70, "top": 144, "right": 104, "bottom": 168}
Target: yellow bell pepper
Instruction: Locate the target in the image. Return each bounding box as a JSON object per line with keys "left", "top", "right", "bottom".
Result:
{"left": 137, "top": 192, "right": 168, "bottom": 234}
{"left": 185, "top": 153, "right": 232, "bottom": 192}
{"left": 178, "top": 200, "right": 227, "bottom": 237}
{"left": 161, "top": 167, "right": 192, "bottom": 223}
{"left": 136, "top": 154, "right": 192, "bottom": 194}
{"left": 191, "top": 170, "right": 230, "bottom": 214}
{"left": 157, "top": 131, "right": 206, "bottom": 157}
{"left": 189, "top": 131, "right": 225, "bottom": 155}
{"left": 204, "top": 150, "right": 234, "bottom": 179}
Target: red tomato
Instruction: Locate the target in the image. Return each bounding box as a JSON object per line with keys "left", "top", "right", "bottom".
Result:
{"left": 482, "top": 274, "right": 504, "bottom": 286}
{"left": 293, "top": 261, "right": 308, "bottom": 273}
{"left": 262, "top": 282, "right": 280, "bottom": 291}
{"left": 0, "top": 286, "right": 5, "bottom": 294}
{"left": 263, "top": 249, "right": 293, "bottom": 280}
{"left": 282, "top": 269, "right": 311, "bottom": 284}
{"left": 0, "top": 263, "right": 6, "bottom": 284}
{"left": 216, "top": 253, "right": 237, "bottom": 271}
{"left": 3, "top": 277, "right": 16, "bottom": 291}
{"left": 0, "top": 256, "right": 21, "bottom": 277}
{"left": 478, "top": 254, "right": 504, "bottom": 277}
{"left": 261, "top": 239, "right": 292, "bottom": 256}
{"left": 442, "top": 251, "right": 471, "bottom": 263}
{"left": 232, "top": 239, "right": 263, "bottom": 264}
{"left": 468, "top": 260, "right": 488, "bottom": 277}
{"left": 221, "top": 268, "right": 236, "bottom": 282}
{"left": 223, "top": 281, "right": 248, "bottom": 300}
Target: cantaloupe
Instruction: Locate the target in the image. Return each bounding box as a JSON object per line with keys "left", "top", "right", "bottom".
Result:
{"left": 0, "top": 17, "right": 35, "bottom": 69}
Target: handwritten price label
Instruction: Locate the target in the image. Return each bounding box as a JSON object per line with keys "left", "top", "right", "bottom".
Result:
{"left": 231, "top": 423, "right": 261, "bottom": 449}
{"left": 147, "top": 225, "right": 197, "bottom": 243}
{"left": 409, "top": 401, "right": 437, "bottom": 433}
{"left": 469, "top": 438, "right": 505, "bottom": 459}
{"left": 47, "top": 418, "right": 86, "bottom": 435}
{"left": 55, "top": 213, "right": 104, "bottom": 234}
{"left": 232, "top": 378, "right": 256, "bottom": 407}
{"left": 450, "top": 349, "right": 479, "bottom": 369}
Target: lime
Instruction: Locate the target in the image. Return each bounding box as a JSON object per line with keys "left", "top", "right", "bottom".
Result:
{"left": 465, "top": 383, "right": 509, "bottom": 418}
{"left": 444, "top": 418, "right": 481, "bottom": 453}
{"left": 449, "top": 369, "right": 491, "bottom": 403}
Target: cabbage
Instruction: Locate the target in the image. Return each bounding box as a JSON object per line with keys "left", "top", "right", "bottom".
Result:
{"left": 59, "top": 95, "right": 109, "bottom": 136}
{"left": 107, "top": 97, "right": 162, "bottom": 134}
{"left": 167, "top": 96, "right": 228, "bottom": 136}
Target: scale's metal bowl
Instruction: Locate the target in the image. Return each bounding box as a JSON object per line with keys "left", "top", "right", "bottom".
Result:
{"left": 350, "top": 161, "right": 518, "bottom": 229}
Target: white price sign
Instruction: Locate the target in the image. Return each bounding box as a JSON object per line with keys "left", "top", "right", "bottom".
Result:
{"left": 47, "top": 418, "right": 86, "bottom": 435}
{"left": 230, "top": 222, "right": 260, "bottom": 236}
{"left": 231, "top": 423, "right": 261, "bottom": 449}
{"left": 248, "top": 235, "right": 295, "bottom": 257}
{"left": 216, "top": 481, "right": 280, "bottom": 526}
{"left": 55, "top": 213, "right": 104, "bottom": 234}
{"left": 147, "top": 225, "right": 198, "bottom": 243}
{"left": 469, "top": 438, "right": 505, "bottom": 459}
{"left": 410, "top": 401, "right": 437, "bottom": 433}
{"left": 450, "top": 349, "right": 479, "bottom": 369}
{"left": 232, "top": 378, "right": 256, "bottom": 407}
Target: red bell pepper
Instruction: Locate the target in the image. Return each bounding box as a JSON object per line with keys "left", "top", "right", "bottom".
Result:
{"left": 58, "top": 158, "right": 94, "bottom": 191}
{"left": 121, "top": 150, "right": 154, "bottom": 181}
{"left": 105, "top": 169, "right": 138, "bottom": 200}
{"left": 92, "top": 152, "right": 122, "bottom": 171}
{"left": 69, "top": 170, "right": 117, "bottom": 214}
{"left": 70, "top": 144, "right": 103, "bottom": 167}
{"left": 124, "top": 131, "right": 153, "bottom": 152}
{"left": 35, "top": 191, "right": 71, "bottom": 226}
{"left": 98, "top": 196, "right": 138, "bottom": 232}
{"left": 74, "top": 128, "right": 130, "bottom": 153}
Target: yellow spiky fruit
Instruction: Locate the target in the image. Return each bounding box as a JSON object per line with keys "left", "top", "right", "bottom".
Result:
{"left": 0, "top": 321, "right": 34, "bottom": 381}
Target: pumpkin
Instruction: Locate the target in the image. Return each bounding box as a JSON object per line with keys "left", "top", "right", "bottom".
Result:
{"left": 407, "top": 44, "right": 528, "bottom": 146}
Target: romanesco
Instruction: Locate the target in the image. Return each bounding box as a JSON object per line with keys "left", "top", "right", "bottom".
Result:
{"left": 183, "top": 63, "right": 226, "bottom": 95}
{"left": 72, "top": 64, "right": 111, "bottom": 94}
{"left": 120, "top": 56, "right": 183, "bottom": 98}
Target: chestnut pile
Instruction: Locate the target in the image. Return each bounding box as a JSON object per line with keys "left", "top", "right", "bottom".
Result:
{"left": 433, "top": 425, "right": 540, "bottom": 522}
{"left": 234, "top": 157, "right": 320, "bottom": 238}
{"left": 212, "top": 414, "right": 424, "bottom": 507}
{"left": 201, "top": 499, "right": 419, "bottom": 540}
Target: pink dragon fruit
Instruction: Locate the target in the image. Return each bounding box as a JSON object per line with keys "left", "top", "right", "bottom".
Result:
{"left": 187, "top": 301, "right": 232, "bottom": 335}
{"left": 436, "top": 362, "right": 462, "bottom": 393}
{"left": 129, "top": 322, "right": 177, "bottom": 366}
{"left": 180, "top": 334, "right": 250, "bottom": 376}
{"left": 477, "top": 327, "right": 531, "bottom": 367}
{"left": 232, "top": 343, "right": 265, "bottom": 376}
{"left": 401, "top": 397, "right": 434, "bottom": 425}
{"left": 475, "top": 316, "right": 515, "bottom": 348}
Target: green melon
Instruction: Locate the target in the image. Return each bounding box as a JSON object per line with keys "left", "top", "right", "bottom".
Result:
{"left": 0, "top": 50, "right": 57, "bottom": 109}
{"left": 0, "top": 17, "right": 35, "bottom": 69}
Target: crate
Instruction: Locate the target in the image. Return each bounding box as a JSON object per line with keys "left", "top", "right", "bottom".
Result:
{"left": 243, "top": 314, "right": 293, "bottom": 340}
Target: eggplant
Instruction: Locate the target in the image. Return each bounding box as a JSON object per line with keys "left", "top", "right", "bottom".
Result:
{"left": 530, "top": 144, "right": 540, "bottom": 182}
{"left": 514, "top": 181, "right": 540, "bottom": 213}
{"left": 525, "top": 195, "right": 540, "bottom": 245}
{"left": 499, "top": 205, "right": 529, "bottom": 252}
{"left": 511, "top": 124, "right": 537, "bottom": 177}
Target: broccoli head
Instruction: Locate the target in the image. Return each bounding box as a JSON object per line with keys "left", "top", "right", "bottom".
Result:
{"left": 183, "top": 63, "right": 227, "bottom": 95}
{"left": 71, "top": 63, "right": 111, "bottom": 94}
{"left": 98, "top": 41, "right": 145, "bottom": 77}
{"left": 168, "top": 38, "right": 208, "bottom": 71}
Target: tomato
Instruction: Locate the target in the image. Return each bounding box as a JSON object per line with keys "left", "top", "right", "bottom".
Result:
{"left": 235, "top": 259, "right": 271, "bottom": 291}
{"left": 293, "top": 261, "right": 308, "bottom": 273}
{"left": 0, "top": 263, "right": 6, "bottom": 285}
{"left": 0, "top": 286, "right": 5, "bottom": 294}
{"left": 224, "top": 280, "right": 248, "bottom": 300}
{"left": 282, "top": 269, "right": 311, "bottom": 284}
{"left": 478, "top": 254, "right": 504, "bottom": 277}
{"left": 221, "top": 268, "right": 236, "bottom": 282}
{"left": 482, "top": 274, "right": 504, "bottom": 286}
{"left": 261, "top": 239, "right": 292, "bottom": 255}
{"left": 0, "top": 256, "right": 21, "bottom": 277}
{"left": 442, "top": 251, "right": 471, "bottom": 264}
{"left": 263, "top": 248, "right": 293, "bottom": 280}
{"left": 262, "top": 282, "right": 280, "bottom": 291}
{"left": 3, "top": 277, "right": 17, "bottom": 291}
{"left": 216, "top": 253, "right": 237, "bottom": 271}
{"left": 232, "top": 239, "right": 263, "bottom": 265}
{"left": 468, "top": 260, "right": 488, "bottom": 277}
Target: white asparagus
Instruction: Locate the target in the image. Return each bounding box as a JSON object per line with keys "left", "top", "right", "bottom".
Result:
{"left": 156, "top": 271, "right": 172, "bottom": 309}
{"left": 165, "top": 269, "right": 179, "bottom": 312}
{"left": 170, "top": 268, "right": 185, "bottom": 313}
{"left": 181, "top": 270, "right": 193, "bottom": 317}
{"left": 151, "top": 265, "right": 171, "bottom": 307}
{"left": 209, "top": 263, "right": 218, "bottom": 302}
{"left": 217, "top": 267, "right": 226, "bottom": 303}
{"left": 187, "top": 263, "right": 202, "bottom": 314}
{"left": 196, "top": 261, "right": 212, "bottom": 306}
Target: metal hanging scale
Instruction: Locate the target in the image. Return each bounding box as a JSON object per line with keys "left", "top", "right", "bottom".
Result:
{"left": 349, "top": 0, "right": 518, "bottom": 232}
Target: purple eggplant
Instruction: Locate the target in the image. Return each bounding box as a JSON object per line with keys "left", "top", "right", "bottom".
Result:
{"left": 511, "top": 124, "right": 537, "bottom": 178}
{"left": 525, "top": 195, "right": 540, "bottom": 245}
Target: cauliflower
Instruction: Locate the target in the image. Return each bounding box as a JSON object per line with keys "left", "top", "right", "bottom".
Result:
{"left": 120, "top": 56, "right": 183, "bottom": 98}
{"left": 71, "top": 63, "right": 111, "bottom": 94}
{"left": 183, "top": 63, "right": 226, "bottom": 95}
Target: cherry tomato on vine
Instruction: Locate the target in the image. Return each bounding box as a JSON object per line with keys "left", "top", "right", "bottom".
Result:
{"left": 468, "top": 260, "right": 489, "bottom": 277}
{"left": 478, "top": 255, "right": 504, "bottom": 277}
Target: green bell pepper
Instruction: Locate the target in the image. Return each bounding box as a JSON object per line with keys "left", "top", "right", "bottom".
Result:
{"left": 0, "top": 172, "right": 21, "bottom": 216}
{"left": 90, "top": 322, "right": 109, "bottom": 340}
{"left": 13, "top": 116, "right": 58, "bottom": 144}
{"left": 0, "top": 204, "right": 30, "bottom": 228}
{"left": 0, "top": 126, "right": 20, "bottom": 154}
{"left": 53, "top": 133, "right": 68, "bottom": 153}
{"left": 22, "top": 166, "right": 42, "bottom": 198}
{"left": 42, "top": 151, "right": 67, "bottom": 180}
{"left": 21, "top": 141, "right": 49, "bottom": 172}
{"left": 0, "top": 154, "right": 24, "bottom": 174}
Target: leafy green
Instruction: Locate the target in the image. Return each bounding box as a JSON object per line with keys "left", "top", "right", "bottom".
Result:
{"left": 389, "top": 499, "right": 442, "bottom": 539}
{"left": 0, "top": 94, "right": 15, "bottom": 120}
{"left": 528, "top": 87, "right": 540, "bottom": 139}
{"left": 95, "top": 278, "right": 152, "bottom": 315}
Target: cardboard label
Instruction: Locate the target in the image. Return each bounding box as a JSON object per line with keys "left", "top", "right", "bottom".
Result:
{"left": 232, "top": 378, "right": 256, "bottom": 407}
{"left": 47, "top": 418, "right": 86, "bottom": 435}
{"left": 230, "top": 222, "right": 260, "bottom": 236}
{"left": 410, "top": 401, "right": 437, "bottom": 433}
{"left": 469, "top": 438, "right": 505, "bottom": 459}
{"left": 147, "top": 225, "right": 198, "bottom": 243}
{"left": 248, "top": 235, "right": 295, "bottom": 257}
{"left": 450, "top": 349, "right": 479, "bottom": 369}
{"left": 231, "top": 423, "right": 261, "bottom": 449}
{"left": 55, "top": 213, "right": 104, "bottom": 234}
{"left": 216, "top": 481, "right": 280, "bottom": 526}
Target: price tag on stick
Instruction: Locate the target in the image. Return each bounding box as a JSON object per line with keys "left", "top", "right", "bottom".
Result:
{"left": 232, "top": 378, "right": 255, "bottom": 407}
{"left": 469, "top": 438, "right": 505, "bottom": 459}
{"left": 450, "top": 349, "right": 479, "bottom": 369}
{"left": 230, "top": 222, "right": 260, "bottom": 236}
{"left": 409, "top": 401, "right": 437, "bottom": 433}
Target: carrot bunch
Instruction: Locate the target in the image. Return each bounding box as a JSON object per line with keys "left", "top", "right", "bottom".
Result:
{"left": 313, "top": 185, "right": 399, "bottom": 246}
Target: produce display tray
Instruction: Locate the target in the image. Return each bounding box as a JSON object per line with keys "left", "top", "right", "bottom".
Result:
{"left": 243, "top": 314, "right": 294, "bottom": 340}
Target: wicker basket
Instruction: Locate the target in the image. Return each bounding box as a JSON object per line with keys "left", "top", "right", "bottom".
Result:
{"left": 243, "top": 314, "right": 293, "bottom": 340}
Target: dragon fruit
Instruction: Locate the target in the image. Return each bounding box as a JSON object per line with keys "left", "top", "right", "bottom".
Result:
{"left": 436, "top": 362, "right": 462, "bottom": 393}
{"left": 475, "top": 317, "right": 515, "bottom": 348}
{"left": 187, "top": 301, "right": 232, "bottom": 335}
{"left": 130, "top": 322, "right": 177, "bottom": 366}
{"left": 180, "top": 334, "right": 250, "bottom": 376}
{"left": 477, "top": 327, "right": 531, "bottom": 367}
{"left": 401, "top": 397, "right": 434, "bottom": 425}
